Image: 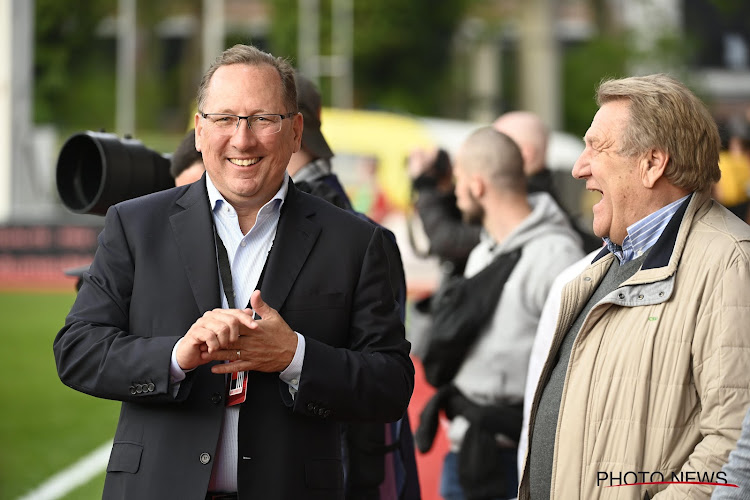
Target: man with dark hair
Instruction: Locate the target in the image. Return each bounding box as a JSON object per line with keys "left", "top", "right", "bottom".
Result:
{"left": 288, "top": 71, "right": 420, "bottom": 500}
{"left": 521, "top": 74, "right": 750, "bottom": 500}
{"left": 54, "top": 44, "right": 413, "bottom": 500}
{"left": 170, "top": 128, "right": 205, "bottom": 186}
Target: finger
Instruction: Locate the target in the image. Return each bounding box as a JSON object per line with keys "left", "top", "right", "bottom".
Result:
{"left": 250, "top": 290, "right": 274, "bottom": 320}
{"left": 208, "top": 308, "right": 256, "bottom": 339}
{"left": 194, "top": 317, "right": 238, "bottom": 351}
{"left": 202, "top": 348, "right": 249, "bottom": 367}
{"left": 210, "top": 360, "right": 252, "bottom": 374}
{"left": 199, "top": 309, "right": 258, "bottom": 346}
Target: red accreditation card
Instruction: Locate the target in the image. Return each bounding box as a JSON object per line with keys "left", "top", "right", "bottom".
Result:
{"left": 226, "top": 370, "right": 247, "bottom": 406}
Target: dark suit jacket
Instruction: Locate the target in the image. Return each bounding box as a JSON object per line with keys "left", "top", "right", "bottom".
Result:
{"left": 53, "top": 177, "right": 414, "bottom": 500}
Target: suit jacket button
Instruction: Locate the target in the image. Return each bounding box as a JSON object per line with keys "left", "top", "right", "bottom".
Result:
{"left": 147, "top": 383, "right": 155, "bottom": 392}
{"left": 307, "top": 402, "right": 316, "bottom": 412}
{"left": 211, "top": 392, "right": 223, "bottom": 404}
{"left": 135, "top": 384, "right": 143, "bottom": 394}
{"left": 199, "top": 452, "right": 211, "bottom": 464}
{"left": 323, "top": 410, "right": 331, "bottom": 418}
{"left": 129, "top": 386, "right": 136, "bottom": 395}
{"left": 317, "top": 408, "right": 326, "bottom": 416}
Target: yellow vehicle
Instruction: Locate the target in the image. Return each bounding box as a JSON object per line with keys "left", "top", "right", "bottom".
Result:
{"left": 321, "top": 106, "right": 587, "bottom": 220}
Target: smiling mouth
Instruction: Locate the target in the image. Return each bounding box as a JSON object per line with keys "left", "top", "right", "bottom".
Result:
{"left": 229, "top": 158, "right": 260, "bottom": 166}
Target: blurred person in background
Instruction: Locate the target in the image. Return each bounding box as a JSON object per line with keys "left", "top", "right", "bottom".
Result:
{"left": 407, "top": 111, "right": 599, "bottom": 284}
{"left": 54, "top": 44, "right": 413, "bottom": 500}
{"left": 407, "top": 146, "right": 482, "bottom": 281}
{"left": 521, "top": 74, "right": 750, "bottom": 500}
{"left": 287, "top": 71, "right": 420, "bottom": 500}
{"left": 493, "top": 111, "right": 602, "bottom": 253}
{"left": 713, "top": 114, "right": 750, "bottom": 220}
{"left": 170, "top": 128, "right": 206, "bottom": 186}
{"left": 712, "top": 405, "right": 750, "bottom": 499}
{"left": 416, "top": 126, "right": 583, "bottom": 500}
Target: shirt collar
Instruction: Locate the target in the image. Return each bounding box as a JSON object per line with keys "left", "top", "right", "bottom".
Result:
{"left": 291, "top": 158, "right": 332, "bottom": 185}
{"left": 205, "top": 171, "right": 289, "bottom": 214}
{"left": 604, "top": 193, "right": 691, "bottom": 264}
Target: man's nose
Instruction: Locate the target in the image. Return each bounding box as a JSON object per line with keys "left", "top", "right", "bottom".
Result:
{"left": 231, "top": 119, "right": 259, "bottom": 146}
{"left": 572, "top": 151, "right": 590, "bottom": 179}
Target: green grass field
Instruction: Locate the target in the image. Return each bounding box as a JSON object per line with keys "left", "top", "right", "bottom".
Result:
{"left": 0, "top": 291, "right": 119, "bottom": 500}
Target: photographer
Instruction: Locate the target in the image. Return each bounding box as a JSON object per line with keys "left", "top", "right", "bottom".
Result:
{"left": 408, "top": 146, "right": 481, "bottom": 280}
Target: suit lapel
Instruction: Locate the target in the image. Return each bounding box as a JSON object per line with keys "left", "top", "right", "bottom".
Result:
{"left": 261, "top": 183, "right": 321, "bottom": 312}
{"left": 170, "top": 177, "right": 221, "bottom": 314}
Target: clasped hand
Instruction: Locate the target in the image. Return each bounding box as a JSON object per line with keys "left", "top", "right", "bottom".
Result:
{"left": 176, "top": 290, "right": 297, "bottom": 374}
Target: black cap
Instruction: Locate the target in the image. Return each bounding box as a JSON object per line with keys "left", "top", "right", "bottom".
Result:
{"left": 295, "top": 72, "right": 334, "bottom": 160}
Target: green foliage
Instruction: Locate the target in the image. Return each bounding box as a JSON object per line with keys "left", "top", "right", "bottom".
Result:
{"left": 0, "top": 291, "right": 119, "bottom": 500}
{"left": 562, "top": 35, "right": 631, "bottom": 138}
{"left": 34, "top": 0, "right": 118, "bottom": 128}
{"left": 269, "top": 0, "right": 471, "bottom": 115}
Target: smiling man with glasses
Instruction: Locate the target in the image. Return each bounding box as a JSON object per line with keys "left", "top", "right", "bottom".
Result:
{"left": 54, "top": 44, "right": 414, "bottom": 500}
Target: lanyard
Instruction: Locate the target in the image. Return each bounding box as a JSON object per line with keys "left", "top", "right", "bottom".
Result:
{"left": 212, "top": 223, "right": 270, "bottom": 310}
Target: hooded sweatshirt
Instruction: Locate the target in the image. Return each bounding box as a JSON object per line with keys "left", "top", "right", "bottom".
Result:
{"left": 448, "top": 191, "right": 584, "bottom": 450}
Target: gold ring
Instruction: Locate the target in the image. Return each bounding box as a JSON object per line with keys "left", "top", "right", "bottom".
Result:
{"left": 236, "top": 350, "right": 241, "bottom": 360}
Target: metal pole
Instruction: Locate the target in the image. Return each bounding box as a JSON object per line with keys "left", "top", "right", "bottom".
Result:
{"left": 518, "top": 0, "right": 559, "bottom": 129}
{"left": 202, "top": 0, "right": 225, "bottom": 72}
{"left": 0, "top": 0, "right": 14, "bottom": 221}
{"left": 298, "top": 0, "right": 320, "bottom": 84}
{"left": 331, "top": 0, "right": 353, "bottom": 108}
{"left": 116, "top": 0, "right": 137, "bottom": 137}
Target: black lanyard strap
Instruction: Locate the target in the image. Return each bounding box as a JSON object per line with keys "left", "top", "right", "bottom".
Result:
{"left": 212, "top": 223, "right": 270, "bottom": 310}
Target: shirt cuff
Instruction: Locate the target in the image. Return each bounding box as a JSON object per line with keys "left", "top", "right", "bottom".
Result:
{"left": 170, "top": 337, "right": 195, "bottom": 385}
{"left": 279, "top": 332, "right": 305, "bottom": 394}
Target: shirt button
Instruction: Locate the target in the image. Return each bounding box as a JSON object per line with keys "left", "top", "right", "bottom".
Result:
{"left": 583, "top": 276, "right": 591, "bottom": 282}
{"left": 240, "top": 241, "right": 246, "bottom": 247}
{"left": 199, "top": 452, "right": 211, "bottom": 465}
{"left": 291, "top": 379, "right": 299, "bottom": 386}
{"left": 211, "top": 392, "right": 223, "bottom": 404}
{"left": 618, "top": 293, "right": 625, "bottom": 299}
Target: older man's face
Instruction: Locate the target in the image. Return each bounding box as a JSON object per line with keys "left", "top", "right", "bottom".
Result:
{"left": 194, "top": 63, "right": 302, "bottom": 211}
{"left": 573, "top": 100, "right": 642, "bottom": 245}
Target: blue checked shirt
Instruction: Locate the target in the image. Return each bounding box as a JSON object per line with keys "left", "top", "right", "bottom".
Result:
{"left": 604, "top": 194, "right": 690, "bottom": 264}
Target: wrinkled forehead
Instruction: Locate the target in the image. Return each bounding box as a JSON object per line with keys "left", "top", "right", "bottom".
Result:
{"left": 585, "top": 101, "right": 631, "bottom": 144}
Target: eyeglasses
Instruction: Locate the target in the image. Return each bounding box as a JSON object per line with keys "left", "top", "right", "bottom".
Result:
{"left": 200, "top": 112, "right": 297, "bottom": 136}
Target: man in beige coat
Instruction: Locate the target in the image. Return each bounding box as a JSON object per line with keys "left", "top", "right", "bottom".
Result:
{"left": 520, "top": 74, "right": 750, "bottom": 499}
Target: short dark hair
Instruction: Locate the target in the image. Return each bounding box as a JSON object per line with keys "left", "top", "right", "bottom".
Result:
{"left": 170, "top": 129, "right": 203, "bottom": 179}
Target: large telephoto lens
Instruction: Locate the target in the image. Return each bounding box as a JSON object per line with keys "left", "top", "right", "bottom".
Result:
{"left": 56, "top": 131, "right": 173, "bottom": 216}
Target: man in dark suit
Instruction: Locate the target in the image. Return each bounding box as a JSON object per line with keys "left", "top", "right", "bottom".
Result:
{"left": 53, "top": 44, "right": 414, "bottom": 500}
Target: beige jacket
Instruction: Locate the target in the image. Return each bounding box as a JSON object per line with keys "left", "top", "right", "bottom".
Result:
{"left": 519, "top": 191, "right": 750, "bottom": 499}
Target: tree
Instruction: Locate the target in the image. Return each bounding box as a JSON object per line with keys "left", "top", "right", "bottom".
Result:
{"left": 269, "top": 0, "right": 472, "bottom": 115}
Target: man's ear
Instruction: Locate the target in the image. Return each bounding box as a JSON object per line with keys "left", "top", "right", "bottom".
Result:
{"left": 469, "top": 173, "right": 485, "bottom": 200}
{"left": 292, "top": 112, "right": 304, "bottom": 153}
{"left": 640, "top": 148, "right": 669, "bottom": 189}
{"left": 194, "top": 113, "right": 203, "bottom": 152}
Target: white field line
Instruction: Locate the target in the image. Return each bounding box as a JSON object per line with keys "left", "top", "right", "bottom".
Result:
{"left": 16, "top": 440, "right": 113, "bottom": 500}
